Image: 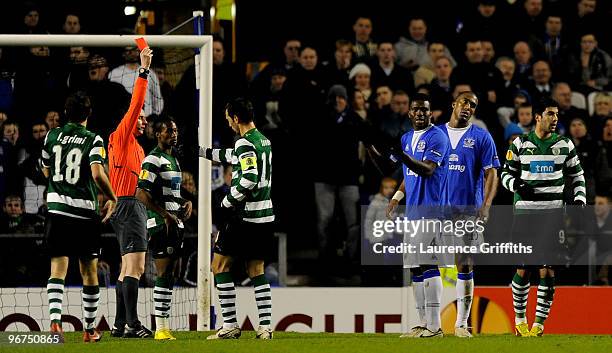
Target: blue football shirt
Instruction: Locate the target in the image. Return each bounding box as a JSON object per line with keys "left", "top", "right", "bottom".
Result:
{"left": 400, "top": 125, "right": 450, "bottom": 218}
{"left": 442, "top": 123, "right": 500, "bottom": 210}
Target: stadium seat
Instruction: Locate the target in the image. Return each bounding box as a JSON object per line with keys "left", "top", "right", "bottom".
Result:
{"left": 571, "top": 92, "right": 586, "bottom": 110}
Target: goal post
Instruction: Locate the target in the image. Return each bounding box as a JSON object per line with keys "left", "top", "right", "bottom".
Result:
{"left": 0, "top": 34, "right": 213, "bottom": 331}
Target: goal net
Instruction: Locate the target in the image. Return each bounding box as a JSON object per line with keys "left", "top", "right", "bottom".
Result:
{"left": 0, "top": 33, "right": 213, "bottom": 332}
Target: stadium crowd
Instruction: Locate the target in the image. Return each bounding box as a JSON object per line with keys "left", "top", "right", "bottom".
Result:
{"left": 0, "top": 0, "right": 611, "bottom": 286}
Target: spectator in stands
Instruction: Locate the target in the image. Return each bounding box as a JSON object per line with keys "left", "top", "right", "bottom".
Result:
{"left": 598, "top": 117, "right": 612, "bottom": 190}
{"left": 20, "top": 4, "right": 46, "bottom": 34}
{"left": 181, "top": 171, "right": 197, "bottom": 233}
{"left": 0, "top": 126, "right": 18, "bottom": 203}
{"left": 2, "top": 120, "right": 19, "bottom": 147}
{"left": 414, "top": 41, "right": 456, "bottom": 87}
{"left": 109, "top": 46, "right": 163, "bottom": 117}
{"left": 516, "top": 102, "right": 535, "bottom": 134}
{"left": 497, "top": 90, "right": 531, "bottom": 128}
{"left": 0, "top": 194, "right": 43, "bottom": 233}
{"left": 524, "top": 60, "right": 553, "bottom": 104}
{"left": 250, "top": 38, "right": 300, "bottom": 99}
{"left": 568, "top": 117, "right": 600, "bottom": 203}
{"left": 370, "top": 42, "right": 414, "bottom": 95}
{"left": 62, "top": 13, "right": 81, "bottom": 34}
{"left": 314, "top": 85, "right": 365, "bottom": 276}
{"left": 567, "top": 33, "right": 612, "bottom": 93}
{"left": 349, "top": 63, "right": 372, "bottom": 105}
{"left": 17, "top": 121, "right": 48, "bottom": 214}
{"left": 379, "top": 90, "right": 411, "bottom": 148}
{"left": 513, "top": 41, "right": 534, "bottom": 84}
{"left": 281, "top": 39, "right": 302, "bottom": 71}
{"left": 536, "top": 14, "right": 569, "bottom": 76}
{"left": 0, "top": 112, "right": 7, "bottom": 127}
{"left": 481, "top": 40, "right": 496, "bottom": 63}
{"left": 85, "top": 54, "right": 130, "bottom": 143}
{"left": 451, "top": 39, "right": 503, "bottom": 106}
{"left": 0, "top": 50, "right": 15, "bottom": 114}
{"left": 44, "top": 110, "right": 60, "bottom": 129}
{"left": 430, "top": 56, "right": 454, "bottom": 122}
{"left": 364, "top": 177, "right": 397, "bottom": 245}
{"left": 254, "top": 67, "right": 286, "bottom": 132}
{"left": 395, "top": 17, "right": 429, "bottom": 70}
{"left": 461, "top": 0, "right": 511, "bottom": 54}
{"left": 352, "top": 17, "right": 377, "bottom": 63}
{"left": 152, "top": 63, "right": 173, "bottom": 113}
{"left": 594, "top": 194, "right": 612, "bottom": 285}
{"left": 565, "top": 0, "right": 608, "bottom": 53}
{"left": 65, "top": 46, "right": 90, "bottom": 90}
{"left": 513, "top": 0, "right": 545, "bottom": 42}
{"left": 326, "top": 40, "right": 353, "bottom": 87}
{"left": 352, "top": 90, "right": 369, "bottom": 121}
{"left": 552, "top": 82, "right": 589, "bottom": 131}
{"left": 496, "top": 56, "right": 521, "bottom": 107}
{"left": 592, "top": 92, "right": 612, "bottom": 139}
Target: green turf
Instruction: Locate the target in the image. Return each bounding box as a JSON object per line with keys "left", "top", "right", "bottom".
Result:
{"left": 2, "top": 332, "right": 611, "bottom": 353}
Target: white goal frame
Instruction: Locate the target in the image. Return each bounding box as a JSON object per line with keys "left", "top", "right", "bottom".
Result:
{"left": 0, "top": 34, "right": 213, "bottom": 331}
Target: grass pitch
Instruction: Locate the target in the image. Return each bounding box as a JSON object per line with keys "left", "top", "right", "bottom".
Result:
{"left": 2, "top": 332, "right": 612, "bottom": 353}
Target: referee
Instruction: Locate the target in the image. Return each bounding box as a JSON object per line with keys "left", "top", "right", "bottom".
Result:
{"left": 501, "top": 97, "right": 586, "bottom": 337}
{"left": 108, "top": 47, "right": 153, "bottom": 338}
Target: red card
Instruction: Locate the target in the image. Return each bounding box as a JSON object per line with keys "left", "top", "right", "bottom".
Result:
{"left": 135, "top": 37, "right": 148, "bottom": 50}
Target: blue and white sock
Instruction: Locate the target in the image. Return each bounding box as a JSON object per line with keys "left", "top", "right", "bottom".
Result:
{"left": 455, "top": 271, "right": 474, "bottom": 328}
{"left": 412, "top": 274, "right": 426, "bottom": 327}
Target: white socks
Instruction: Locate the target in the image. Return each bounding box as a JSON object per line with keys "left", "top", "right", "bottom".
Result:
{"left": 455, "top": 272, "right": 474, "bottom": 328}
{"left": 423, "top": 268, "right": 443, "bottom": 332}
{"left": 412, "top": 274, "right": 426, "bottom": 327}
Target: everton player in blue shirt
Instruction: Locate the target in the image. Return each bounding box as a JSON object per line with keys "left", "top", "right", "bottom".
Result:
{"left": 442, "top": 91, "right": 499, "bottom": 337}
{"left": 388, "top": 93, "right": 450, "bottom": 338}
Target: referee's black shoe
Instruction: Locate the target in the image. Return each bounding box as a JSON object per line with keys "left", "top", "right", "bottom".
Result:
{"left": 123, "top": 324, "right": 153, "bottom": 338}
{"left": 110, "top": 325, "right": 124, "bottom": 337}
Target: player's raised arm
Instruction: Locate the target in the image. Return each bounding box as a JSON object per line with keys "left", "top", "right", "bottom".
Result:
{"left": 200, "top": 146, "right": 234, "bottom": 163}
{"left": 114, "top": 47, "right": 152, "bottom": 144}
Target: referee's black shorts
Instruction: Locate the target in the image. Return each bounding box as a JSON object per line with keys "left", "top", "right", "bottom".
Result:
{"left": 45, "top": 213, "right": 101, "bottom": 259}
{"left": 110, "top": 196, "right": 148, "bottom": 256}
{"left": 214, "top": 217, "right": 274, "bottom": 261}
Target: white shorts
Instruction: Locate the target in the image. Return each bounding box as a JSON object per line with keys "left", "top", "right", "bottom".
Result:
{"left": 402, "top": 218, "right": 454, "bottom": 268}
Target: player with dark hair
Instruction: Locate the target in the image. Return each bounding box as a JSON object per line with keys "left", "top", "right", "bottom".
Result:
{"left": 42, "top": 91, "right": 118, "bottom": 342}
{"left": 135, "top": 115, "right": 192, "bottom": 340}
{"left": 387, "top": 93, "right": 450, "bottom": 338}
{"left": 200, "top": 97, "right": 275, "bottom": 340}
{"left": 502, "top": 97, "right": 586, "bottom": 337}
{"left": 108, "top": 47, "right": 153, "bottom": 339}
{"left": 441, "top": 91, "right": 500, "bottom": 337}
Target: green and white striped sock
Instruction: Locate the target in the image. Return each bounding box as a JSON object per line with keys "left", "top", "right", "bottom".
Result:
{"left": 47, "top": 278, "right": 64, "bottom": 325}
{"left": 535, "top": 277, "right": 554, "bottom": 326}
{"left": 252, "top": 274, "right": 272, "bottom": 328}
{"left": 153, "top": 277, "right": 173, "bottom": 330}
{"left": 215, "top": 272, "right": 238, "bottom": 329}
{"left": 82, "top": 285, "right": 100, "bottom": 331}
{"left": 512, "top": 273, "right": 529, "bottom": 324}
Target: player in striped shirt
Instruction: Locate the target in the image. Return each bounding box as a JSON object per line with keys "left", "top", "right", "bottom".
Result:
{"left": 201, "top": 98, "right": 274, "bottom": 340}
{"left": 135, "top": 116, "right": 192, "bottom": 340}
{"left": 501, "top": 97, "right": 586, "bottom": 337}
{"left": 41, "top": 91, "right": 118, "bottom": 342}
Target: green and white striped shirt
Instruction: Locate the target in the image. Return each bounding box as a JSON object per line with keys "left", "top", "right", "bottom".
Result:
{"left": 206, "top": 128, "right": 274, "bottom": 223}
{"left": 41, "top": 123, "right": 106, "bottom": 219}
{"left": 137, "top": 147, "right": 184, "bottom": 229}
{"left": 501, "top": 131, "right": 586, "bottom": 210}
